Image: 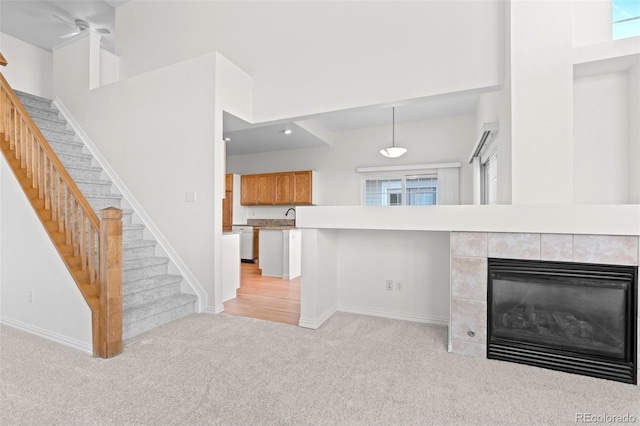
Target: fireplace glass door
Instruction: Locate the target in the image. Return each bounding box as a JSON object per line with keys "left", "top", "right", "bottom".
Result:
{"left": 487, "top": 258, "right": 637, "bottom": 384}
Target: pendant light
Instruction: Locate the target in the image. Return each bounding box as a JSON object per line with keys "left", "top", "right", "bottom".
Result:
{"left": 380, "top": 107, "right": 407, "bottom": 158}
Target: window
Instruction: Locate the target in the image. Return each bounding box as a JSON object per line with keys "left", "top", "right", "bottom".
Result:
{"left": 363, "top": 174, "right": 437, "bottom": 206}
{"left": 481, "top": 148, "right": 498, "bottom": 205}
{"left": 613, "top": 0, "right": 640, "bottom": 40}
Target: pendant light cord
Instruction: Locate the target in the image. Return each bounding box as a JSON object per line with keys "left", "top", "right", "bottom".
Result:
{"left": 392, "top": 107, "right": 395, "bottom": 147}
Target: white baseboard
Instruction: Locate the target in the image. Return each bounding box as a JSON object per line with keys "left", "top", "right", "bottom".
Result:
{"left": 337, "top": 304, "right": 449, "bottom": 326}
{"left": 298, "top": 305, "right": 337, "bottom": 329}
{"left": 0, "top": 316, "right": 93, "bottom": 355}
{"left": 53, "top": 98, "right": 208, "bottom": 312}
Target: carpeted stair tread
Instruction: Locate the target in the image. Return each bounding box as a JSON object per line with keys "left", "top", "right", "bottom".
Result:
{"left": 123, "top": 293, "right": 196, "bottom": 324}
{"left": 14, "top": 91, "right": 54, "bottom": 109}
{"left": 27, "top": 109, "right": 65, "bottom": 124}
{"left": 123, "top": 274, "right": 183, "bottom": 297}
{"left": 56, "top": 151, "right": 94, "bottom": 163}
{"left": 122, "top": 256, "right": 169, "bottom": 271}
{"left": 122, "top": 239, "right": 157, "bottom": 261}
{"left": 31, "top": 115, "right": 68, "bottom": 131}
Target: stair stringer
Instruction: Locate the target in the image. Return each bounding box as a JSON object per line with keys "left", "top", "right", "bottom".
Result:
{"left": 53, "top": 97, "right": 212, "bottom": 314}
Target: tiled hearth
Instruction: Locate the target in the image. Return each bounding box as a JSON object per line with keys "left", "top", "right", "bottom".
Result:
{"left": 449, "top": 232, "right": 640, "bottom": 369}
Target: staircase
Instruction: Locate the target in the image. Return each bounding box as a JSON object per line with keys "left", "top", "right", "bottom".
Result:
{"left": 15, "top": 91, "right": 197, "bottom": 340}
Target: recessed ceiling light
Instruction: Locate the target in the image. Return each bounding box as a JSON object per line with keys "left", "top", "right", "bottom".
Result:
{"left": 283, "top": 129, "right": 292, "bottom": 135}
{"left": 223, "top": 137, "right": 231, "bottom": 142}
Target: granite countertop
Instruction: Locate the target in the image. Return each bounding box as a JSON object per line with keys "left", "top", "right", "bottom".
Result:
{"left": 258, "top": 226, "right": 296, "bottom": 230}
{"left": 247, "top": 219, "right": 296, "bottom": 229}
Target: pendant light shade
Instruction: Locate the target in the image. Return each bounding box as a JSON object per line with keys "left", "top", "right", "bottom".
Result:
{"left": 380, "top": 107, "right": 407, "bottom": 158}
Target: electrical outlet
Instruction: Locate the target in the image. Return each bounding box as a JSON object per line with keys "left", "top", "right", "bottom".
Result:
{"left": 28, "top": 290, "right": 34, "bottom": 303}
{"left": 385, "top": 280, "right": 394, "bottom": 291}
{"left": 396, "top": 281, "right": 403, "bottom": 292}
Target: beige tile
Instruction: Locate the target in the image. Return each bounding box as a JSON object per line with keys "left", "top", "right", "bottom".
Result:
{"left": 451, "top": 232, "right": 487, "bottom": 258}
{"left": 541, "top": 234, "right": 573, "bottom": 262}
{"left": 451, "top": 257, "right": 487, "bottom": 301}
{"left": 574, "top": 235, "right": 639, "bottom": 266}
{"left": 451, "top": 340, "right": 486, "bottom": 357}
{"left": 488, "top": 233, "right": 540, "bottom": 260}
{"left": 451, "top": 298, "right": 486, "bottom": 343}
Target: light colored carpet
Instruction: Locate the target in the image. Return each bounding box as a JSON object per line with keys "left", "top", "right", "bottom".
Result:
{"left": 1, "top": 312, "right": 638, "bottom": 425}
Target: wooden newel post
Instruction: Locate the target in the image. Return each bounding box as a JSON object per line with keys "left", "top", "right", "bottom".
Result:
{"left": 98, "top": 207, "right": 123, "bottom": 358}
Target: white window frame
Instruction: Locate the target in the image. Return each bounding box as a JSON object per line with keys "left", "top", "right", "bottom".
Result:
{"left": 360, "top": 172, "right": 438, "bottom": 206}
{"left": 480, "top": 140, "right": 498, "bottom": 205}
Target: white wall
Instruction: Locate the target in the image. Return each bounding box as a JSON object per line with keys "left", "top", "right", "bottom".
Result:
{"left": 0, "top": 32, "right": 53, "bottom": 98}
{"left": 0, "top": 156, "right": 92, "bottom": 353}
{"left": 115, "top": 1, "right": 504, "bottom": 122}
{"left": 337, "top": 230, "right": 450, "bottom": 324}
{"left": 58, "top": 53, "right": 219, "bottom": 310}
{"left": 573, "top": 0, "right": 612, "bottom": 47}
{"left": 573, "top": 71, "right": 631, "bottom": 204}
{"left": 227, "top": 114, "right": 476, "bottom": 207}
{"left": 100, "top": 48, "right": 120, "bottom": 86}
{"left": 510, "top": 1, "right": 575, "bottom": 205}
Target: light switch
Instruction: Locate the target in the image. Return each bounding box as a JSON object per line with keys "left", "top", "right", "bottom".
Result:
{"left": 185, "top": 192, "right": 197, "bottom": 202}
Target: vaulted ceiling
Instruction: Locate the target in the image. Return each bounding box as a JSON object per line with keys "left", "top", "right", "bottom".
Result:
{"left": 1, "top": 0, "right": 483, "bottom": 156}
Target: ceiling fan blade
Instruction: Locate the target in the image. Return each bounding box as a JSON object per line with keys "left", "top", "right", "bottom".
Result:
{"left": 59, "top": 31, "right": 80, "bottom": 39}
{"left": 95, "top": 28, "right": 111, "bottom": 35}
{"left": 52, "top": 14, "right": 77, "bottom": 28}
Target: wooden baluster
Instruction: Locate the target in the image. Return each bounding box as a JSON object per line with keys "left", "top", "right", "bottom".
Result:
{"left": 58, "top": 175, "right": 64, "bottom": 233}
{"left": 15, "top": 115, "right": 20, "bottom": 160}
{"left": 0, "top": 89, "right": 4, "bottom": 135}
{"left": 9, "top": 105, "right": 15, "bottom": 151}
{"left": 43, "top": 155, "right": 49, "bottom": 209}
{"left": 65, "top": 187, "right": 71, "bottom": 244}
{"left": 39, "top": 147, "right": 44, "bottom": 199}
{"left": 31, "top": 134, "right": 37, "bottom": 188}
{"left": 9, "top": 106, "right": 15, "bottom": 151}
{"left": 80, "top": 211, "right": 86, "bottom": 269}
{"left": 89, "top": 228, "right": 95, "bottom": 284}
{"left": 49, "top": 166, "right": 58, "bottom": 222}
{"left": 26, "top": 130, "right": 32, "bottom": 178}
{"left": 72, "top": 200, "right": 78, "bottom": 256}
{"left": 20, "top": 119, "right": 26, "bottom": 168}
{"left": 97, "top": 207, "right": 123, "bottom": 358}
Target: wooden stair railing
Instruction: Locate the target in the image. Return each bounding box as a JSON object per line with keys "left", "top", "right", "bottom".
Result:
{"left": 0, "top": 72, "right": 122, "bottom": 358}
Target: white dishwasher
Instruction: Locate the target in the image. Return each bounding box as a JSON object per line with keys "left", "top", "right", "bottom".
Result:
{"left": 231, "top": 225, "right": 254, "bottom": 262}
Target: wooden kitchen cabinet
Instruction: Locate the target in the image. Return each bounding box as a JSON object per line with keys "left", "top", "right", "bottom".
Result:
{"left": 256, "top": 174, "right": 275, "bottom": 204}
{"left": 274, "top": 173, "right": 292, "bottom": 205}
{"left": 222, "top": 174, "right": 233, "bottom": 232}
{"left": 241, "top": 170, "right": 316, "bottom": 206}
{"left": 292, "top": 171, "right": 313, "bottom": 205}
{"left": 241, "top": 174, "right": 258, "bottom": 205}
{"left": 241, "top": 174, "right": 276, "bottom": 205}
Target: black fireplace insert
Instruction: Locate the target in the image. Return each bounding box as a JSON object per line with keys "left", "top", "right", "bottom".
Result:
{"left": 487, "top": 258, "right": 637, "bottom": 384}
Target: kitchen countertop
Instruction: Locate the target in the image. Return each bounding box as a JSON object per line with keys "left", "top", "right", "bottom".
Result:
{"left": 258, "top": 226, "right": 296, "bottom": 230}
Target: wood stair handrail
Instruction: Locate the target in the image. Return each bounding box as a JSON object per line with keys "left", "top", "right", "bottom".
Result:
{"left": 0, "top": 72, "right": 122, "bottom": 358}
{"left": 0, "top": 73, "right": 100, "bottom": 229}
{"left": 0, "top": 53, "right": 7, "bottom": 67}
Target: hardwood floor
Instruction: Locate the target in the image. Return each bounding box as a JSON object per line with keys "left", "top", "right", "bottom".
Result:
{"left": 223, "top": 262, "right": 301, "bottom": 326}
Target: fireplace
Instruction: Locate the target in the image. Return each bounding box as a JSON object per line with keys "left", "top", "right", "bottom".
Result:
{"left": 487, "top": 258, "right": 637, "bottom": 384}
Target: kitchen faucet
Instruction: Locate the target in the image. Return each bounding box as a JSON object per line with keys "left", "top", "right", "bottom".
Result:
{"left": 285, "top": 208, "right": 296, "bottom": 225}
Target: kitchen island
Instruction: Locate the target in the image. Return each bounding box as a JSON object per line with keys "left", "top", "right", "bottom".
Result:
{"left": 258, "top": 228, "right": 301, "bottom": 279}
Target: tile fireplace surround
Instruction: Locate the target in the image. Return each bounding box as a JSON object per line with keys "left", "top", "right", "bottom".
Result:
{"left": 449, "top": 231, "right": 640, "bottom": 377}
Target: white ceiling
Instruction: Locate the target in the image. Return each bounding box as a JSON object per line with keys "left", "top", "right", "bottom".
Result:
{"left": 2, "top": 0, "right": 485, "bottom": 156}
{"left": 1, "top": 0, "right": 123, "bottom": 52}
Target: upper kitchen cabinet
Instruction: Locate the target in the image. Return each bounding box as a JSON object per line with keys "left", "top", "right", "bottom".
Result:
{"left": 292, "top": 171, "right": 313, "bottom": 205}
{"left": 241, "top": 170, "right": 317, "bottom": 205}
{"left": 241, "top": 173, "right": 275, "bottom": 205}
